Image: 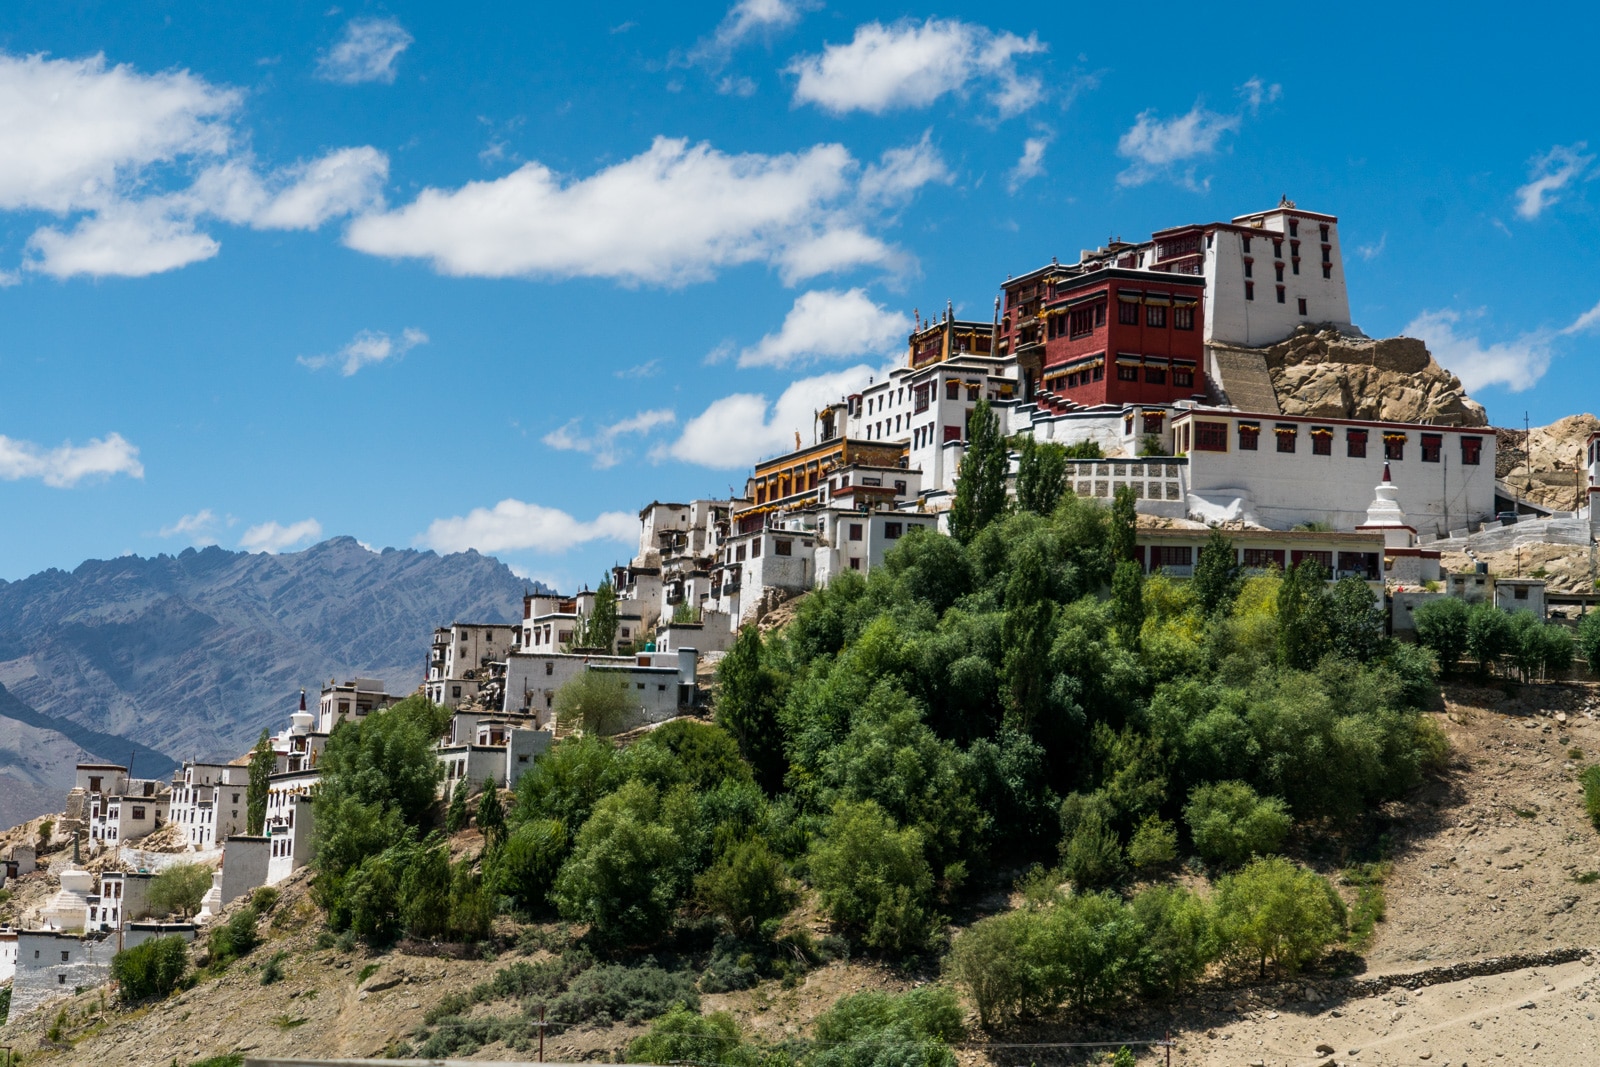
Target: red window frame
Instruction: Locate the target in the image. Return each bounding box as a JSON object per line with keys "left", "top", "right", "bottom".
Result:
{"left": 1194, "top": 421, "right": 1229, "bottom": 452}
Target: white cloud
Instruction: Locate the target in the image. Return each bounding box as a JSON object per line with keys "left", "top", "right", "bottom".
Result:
{"left": 708, "top": 0, "right": 809, "bottom": 53}
{"left": 346, "top": 135, "right": 929, "bottom": 286}
{"left": 775, "top": 228, "right": 902, "bottom": 286}
{"left": 0, "top": 51, "right": 387, "bottom": 279}
{"left": 316, "top": 18, "right": 414, "bottom": 85}
{"left": 159, "top": 509, "right": 220, "bottom": 545}
{"left": 1007, "top": 135, "right": 1050, "bottom": 193}
{"left": 1354, "top": 233, "right": 1387, "bottom": 261}
{"left": 858, "top": 131, "right": 952, "bottom": 206}
{"left": 1238, "top": 76, "right": 1281, "bottom": 115}
{"left": 1514, "top": 143, "right": 1594, "bottom": 220}
{"left": 239, "top": 518, "right": 323, "bottom": 553}
{"left": 1566, "top": 298, "right": 1600, "bottom": 335}
{"left": 299, "top": 327, "right": 428, "bottom": 376}
{"left": 658, "top": 363, "right": 881, "bottom": 469}
{"left": 420, "top": 500, "right": 637, "bottom": 555}
{"left": 0, "top": 431, "right": 144, "bottom": 487}
{"left": 738, "top": 288, "right": 909, "bottom": 369}
{"left": 1115, "top": 78, "right": 1275, "bottom": 190}
{"left": 543, "top": 408, "right": 677, "bottom": 469}
{"left": 1405, "top": 310, "right": 1550, "bottom": 393}
{"left": 788, "top": 18, "right": 1046, "bottom": 118}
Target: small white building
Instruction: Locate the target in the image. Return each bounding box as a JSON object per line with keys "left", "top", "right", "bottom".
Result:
{"left": 813, "top": 508, "right": 940, "bottom": 585}
{"left": 10, "top": 929, "right": 117, "bottom": 1018}
{"left": 437, "top": 714, "right": 553, "bottom": 794}
{"left": 426, "top": 627, "right": 517, "bottom": 707}
{"left": 0, "top": 927, "right": 16, "bottom": 984}
{"left": 1171, "top": 408, "right": 1496, "bottom": 534}
{"left": 168, "top": 761, "right": 250, "bottom": 850}
{"left": 88, "top": 870, "right": 155, "bottom": 932}
{"left": 1586, "top": 429, "right": 1599, "bottom": 535}
{"left": 318, "top": 678, "right": 403, "bottom": 731}
{"left": 502, "top": 648, "right": 698, "bottom": 727}
{"left": 1354, "top": 462, "right": 1444, "bottom": 587}
{"left": 1494, "top": 577, "right": 1548, "bottom": 619}
{"left": 264, "top": 770, "right": 319, "bottom": 886}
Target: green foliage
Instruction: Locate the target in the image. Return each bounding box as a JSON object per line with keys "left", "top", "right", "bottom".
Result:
{"left": 581, "top": 577, "right": 620, "bottom": 651}
{"left": 552, "top": 780, "right": 688, "bottom": 943}
{"left": 1326, "top": 577, "right": 1387, "bottom": 663}
{"left": 949, "top": 399, "right": 1009, "bottom": 544}
{"left": 1341, "top": 863, "right": 1390, "bottom": 951}
{"left": 1126, "top": 815, "right": 1178, "bottom": 871}
{"left": 446, "top": 778, "right": 470, "bottom": 834}
{"left": 1183, "top": 781, "right": 1292, "bottom": 866}
{"left": 250, "top": 886, "right": 279, "bottom": 913}
{"left": 1213, "top": 856, "right": 1344, "bottom": 977}
{"left": 1465, "top": 602, "right": 1513, "bottom": 676}
{"left": 0, "top": 983, "right": 9, "bottom": 1024}
{"left": 811, "top": 987, "right": 964, "bottom": 1067}
{"left": 717, "top": 626, "right": 791, "bottom": 791}
{"left": 260, "top": 950, "right": 287, "bottom": 985}
{"left": 1276, "top": 560, "right": 1330, "bottom": 669}
{"left": 1506, "top": 610, "right": 1574, "bottom": 682}
{"left": 553, "top": 669, "right": 633, "bottom": 735}
{"left": 207, "top": 906, "right": 260, "bottom": 964}
{"left": 513, "top": 734, "right": 620, "bottom": 829}
{"left": 628, "top": 1005, "right": 771, "bottom": 1067}
{"left": 1107, "top": 485, "right": 1137, "bottom": 568}
{"left": 1059, "top": 802, "right": 1124, "bottom": 890}
{"left": 1191, "top": 530, "right": 1241, "bottom": 616}
{"left": 488, "top": 817, "right": 568, "bottom": 915}
{"left": 38, "top": 816, "right": 54, "bottom": 849}
{"left": 547, "top": 962, "right": 699, "bottom": 1025}
{"left": 148, "top": 863, "right": 212, "bottom": 918}
{"left": 695, "top": 836, "right": 797, "bottom": 936}
{"left": 247, "top": 728, "right": 273, "bottom": 836}
{"left": 1582, "top": 765, "right": 1600, "bottom": 830}
{"left": 807, "top": 800, "right": 937, "bottom": 956}
{"left": 1015, "top": 438, "right": 1068, "bottom": 517}
{"left": 111, "top": 935, "right": 188, "bottom": 1003}
{"left": 1129, "top": 884, "right": 1214, "bottom": 997}
{"left": 1062, "top": 439, "right": 1103, "bottom": 459}
{"left": 1579, "top": 611, "right": 1600, "bottom": 677}
{"left": 332, "top": 837, "right": 495, "bottom": 945}
{"left": 1413, "top": 596, "right": 1470, "bottom": 672}
{"left": 477, "top": 779, "right": 507, "bottom": 847}
{"left": 1110, "top": 560, "right": 1144, "bottom": 648}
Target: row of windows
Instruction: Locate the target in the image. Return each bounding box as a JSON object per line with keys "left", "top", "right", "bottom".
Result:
{"left": 1195, "top": 422, "right": 1484, "bottom": 464}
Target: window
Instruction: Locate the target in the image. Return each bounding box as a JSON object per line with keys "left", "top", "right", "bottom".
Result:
{"left": 1118, "top": 364, "right": 1139, "bottom": 381}
{"left": 1276, "top": 425, "right": 1297, "bottom": 453}
{"left": 1384, "top": 434, "right": 1406, "bottom": 461}
{"left": 1238, "top": 423, "right": 1260, "bottom": 450}
{"left": 451, "top": 686, "right": 461, "bottom": 698}
{"left": 884, "top": 522, "right": 903, "bottom": 539}
{"left": 1173, "top": 369, "right": 1194, "bottom": 388}
{"left": 1347, "top": 430, "right": 1368, "bottom": 458}
{"left": 946, "top": 380, "right": 959, "bottom": 400}
{"left": 774, "top": 539, "right": 792, "bottom": 557}
{"left": 1276, "top": 286, "right": 1286, "bottom": 304}
{"left": 89, "top": 776, "right": 101, "bottom": 792}
{"left": 751, "top": 539, "right": 761, "bottom": 557}
{"left": 1150, "top": 545, "right": 1194, "bottom": 569}
{"left": 1143, "top": 413, "right": 1164, "bottom": 434}
{"left": 637, "top": 682, "right": 645, "bottom": 690}
{"left": 1145, "top": 366, "right": 1166, "bottom": 384}
{"left": 1242, "top": 547, "right": 1285, "bottom": 569}
{"left": 1322, "top": 263, "right": 1332, "bottom": 279}
{"left": 914, "top": 384, "right": 930, "bottom": 413}
{"left": 1194, "top": 421, "right": 1229, "bottom": 452}
{"left": 1298, "top": 297, "right": 1308, "bottom": 316}
{"left": 1173, "top": 305, "right": 1194, "bottom": 330}
{"left": 1289, "top": 219, "right": 1299, "bottom": 237}
{"left": 1069, "top": 305, "right": 1099, "bottom": 337}
{"left": 1311, "top": 429, "right": 1333, "bottom": 456}
{"left": 62, "top": 950, "right": 71, "bottom": 962}
{"left": 132, "top": 806, "right": 145, "bottom": 820}
{"left": 944, "top": 425, "right": 962, "bottom": 442}
{"left": 1319, "top": 224, "right": 1329, "bottom": 242}
{"left": 849, "top": 558, "right": 861, "bottom": 570}
{"left": 545, "top": 662, "right": 553, "bottom": 676}
{"left": 1118, "top": 299, "right": 1140, "bottom": 325}
{"left": 894, "top": 479, "right": 906, "bottom": 494}
{"left": 1461, "top": 436, "right": 1483, "bottom": 465}
{"left": 1273, "top": 239, "right": 1282, "bottom": 257}
{"left": 1096, "top": 303, "right": 1106, "bottom": 326}
{"left": 1275, "top": 263, "right": 1284, "bottom": 283}
{"left": 966, "top": 384, "right": 980, "bottom": 401}
{"left": 1146, "top": 304, "right": 1166, "bottom": 328}
{"left": 1421, "top": 433, "right": 1443, "bottom": 463}
{"left": 1243, "top": 259, "right": 1253, "bottom": 278}
{"left": 1241, "top": 236, "right": 1251, "bottom": 253}
{"left": 849, "top": 523, "right": 863, "bottom": 542}
{"left": 1245, "top": 281, "right": 1255, "bottom": 301}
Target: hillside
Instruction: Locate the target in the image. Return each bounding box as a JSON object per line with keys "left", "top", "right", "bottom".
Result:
{"left": 0, "top": 537, "right": 534, "bottom": 826}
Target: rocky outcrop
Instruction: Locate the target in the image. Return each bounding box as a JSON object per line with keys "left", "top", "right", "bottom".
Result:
{"left": 1226, "top": 327, "right": 1489, "bottom": 427}
{"left": 1495, "top": 413, "right": 1600, "bottom": 513}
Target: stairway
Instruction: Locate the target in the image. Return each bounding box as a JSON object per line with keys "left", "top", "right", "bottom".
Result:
{"left": 1205, "top": 346, "right": 1282, "bottom": 414}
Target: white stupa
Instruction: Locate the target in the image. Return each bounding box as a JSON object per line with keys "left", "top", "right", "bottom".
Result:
{"left": 39, "top": 866, "right": 94, "bottom": 931}
{"left": 1355, "top": 462, "right": 1416, "bottom": 551}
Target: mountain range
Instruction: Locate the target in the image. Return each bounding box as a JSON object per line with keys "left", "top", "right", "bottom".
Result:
{"left": 0, "top": 537, "right": 537, "bottom": 828}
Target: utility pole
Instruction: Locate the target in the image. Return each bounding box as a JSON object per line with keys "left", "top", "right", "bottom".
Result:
{"left": 537, "top": 1004, "right": 547, "bottom": 1062}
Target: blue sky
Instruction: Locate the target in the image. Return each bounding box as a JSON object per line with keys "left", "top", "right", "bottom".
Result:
{"left": 1, "top": 1, "right": 1597, "bottom": 590}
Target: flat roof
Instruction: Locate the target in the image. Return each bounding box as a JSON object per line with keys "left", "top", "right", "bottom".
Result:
{"left": 1173, "top": 407, "right": 1494, "bottom": 435}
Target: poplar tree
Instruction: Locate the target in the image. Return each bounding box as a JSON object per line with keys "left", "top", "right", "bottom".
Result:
{"left": 246, "top": 728, "right": 273, "bottom": 836}
{"left": 476, "top": 779, "right": 506, "bottom": 849}
{"left": 1191, "top": 530, "right": 1241, "bottom": 616}
{"left": 1015, "top": 437, "right": 1068, "bottom": 516}
{"left": 446, "top": 777, "right": 470, "bottom": 834}
{"left": 950, "top": 400, "right": 1009, "bottom": 544}
{"left": 585, "top": 576, "right": 620, "bottom": 651}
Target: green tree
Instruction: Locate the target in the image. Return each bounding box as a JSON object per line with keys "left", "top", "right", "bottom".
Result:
{"left": 1126, "top": 815, "right": 1178, "bottom": 871}
{"left": 583, "top": 577, "right": 621, "bottom": 651}
{"left": 1465, "top": 603, "right": 1513, "bottom": 677}
{"left": 944, "top": 911, "right": 1030, "bottom": 1028}
{"left": 628, "top": 1006, "right": 763, "bottom": 1067}
{"left": 1063, "top": 439, "right": 1103, "bottom": 459}
{"left": 1183, "top": 781, "right": 1292, "bottom": 866}
{"left": 1015, "top": 438, "right": 1068, "bottom": 516}
{"left": 1214, "top": 856, "right": 1344, "bottom": 977}
{"left": 1109, "top": 559, "right": 1144, "bottom": 648}
{"left": 1579, "top": 610, "right": 1600, "bottom": 678}
{"left": 695, "top": 836, "right": 797, "bottom": 936}
{"left": 1413, "top": 596, "right": 1470, "bottom": 673}
{"left": 553, "top": 669, "right": 634, "bottom": 735}
{"left": 551, "top": 780, "right": 686, "bottom": 943}
{"left": 807, "top": 799, "right": 937, "bottom": 956}
{"left": 512, "top": 734, "right": 619, "bottom": 829}
{"left": 1277, "top": 559, "right": 1330, "bottom": 669}
{"left": 1106, "top": 484, "right": 1137, "bottom": 568}
{"left": 1129, "top": 884, "right": 1215, "bottom": 997}
{"left": 445, "top": 778, "right": 470, "bottom": 834}
{"left": 487, "top": 817, "right": 568, "bottom": 915}
{"left": 1507, "top": 611, "right": 1574, "bottom": 682}
{"left": 111, "top": 935, "right": 189, "bottom": 1003}
{"left": 949, "top": 399, "right": 1009, "bottom": 544}
{"left": 148, "top": 862, "right": 213, "bottom": 918}
{"left": 716, "top": 626, "right": 790, "bottom": 792}
{"left": 1191, "top": 530, "right": 1241, "bottom": 616}
{"left": 207, "top": 905, "right": 261, "bottom": 964}
{"left": 1326, "top": 577, "right": 1387, "bottom": 663}
{"left": 400, "top": 842, "right": 453, "bottom": 940}
{"left": 1060, "top": 802, "right": 1124, "bottom": 890}
{"left": 476, "top": 779, "right": 506, "bottom": 848}
{"left": 246, "top": 728, "right": 273, "bottom": 836}
{"left": 811, "top": 987, "right": 964, "bottom": 1067}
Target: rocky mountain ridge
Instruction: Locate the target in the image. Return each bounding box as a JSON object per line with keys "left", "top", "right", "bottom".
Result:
{"left": 0, "top": 537, "right": 537, "bottom": 826}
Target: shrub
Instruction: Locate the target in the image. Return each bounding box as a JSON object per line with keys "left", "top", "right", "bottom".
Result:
{"left": 513, "top": 734, "right": 620, "bottom": 829}
{"left": 546, "top": 962, "right": 699, "bottom": 1026}
{"left": 1465, "top": 603, "right": 1513, "bottom": 677}
{"left": 1126, "top": 816, "right": 1178, "bottom": 872}
{"left": 112, "top": 935, "right": 189, "bottom": 1003}
{"left": 551, "top": 781, "right": 687, "bottom": 943}
{"left": 1129, "top": 885, "right": 1214, "bottom": 997}
{"left": 1582, "top": 765, "right": 1600, "bottom": 830}
{"left": 1038, "top": 891, "right": 1144, "bottom": 1010}
{"left": 553, "top": 670, "right": 634, "bottom": 735}
{"left": 944, "top": 911, "right": 1030, "bottom": 1027}
{"left": 628, "top": 1005, "right": 762, "bottom": 1067}
{"left": 38, "top": 817, "right": 54, "bottom": 850}
{"left": 208, "top": 906, "right": 261, "bottom": 964}
{"left": 489, "top": 817, "right": 568, "bottom": 915}
{"left": 260, "top": 951, "right": 287, "bottom": 985}
{"left": 696, "top": 836, "right": 797, "bottom": 937}
{"left": 811, "top": 987, "right": 964, "bottom": 1067}
{"left": 1058, "top": 793, "right": 1123, "bottom": 889}
{"left": 1579, "top": 611, "right": 1600, "bottom": 677}
{"left": 446, "top": 778, "right": 470, "bottom": 834}
{"left": 807, "top": 800, "right": 937, "bottom": 956}
{"left": 1506, "top": 612, "right": 1574, "bottom": 682}
{"left": 1413, "top": 597, "right": 1470, "bottom": 672}
{"left": 149, "top": 863, "right": 213, "bottom": 919}
{"left": 0, "top": 983, "right": 9, "bottom": 1024}
{"left": 1184, "top": 781, "right": 1292, "bottom": 866}
{"left": 1213, "top": 856, "right": 1345, "bottom": 977}
{"left": 249, "top": 886, "right": 280, "bottom": 914}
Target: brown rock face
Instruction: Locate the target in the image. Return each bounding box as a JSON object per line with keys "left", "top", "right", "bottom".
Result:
{"left": 1495, "top": 413, "right": 1600, "bottom": 512}
{"left": 1232, "top": 327, "right": 1490, "bottom": 427}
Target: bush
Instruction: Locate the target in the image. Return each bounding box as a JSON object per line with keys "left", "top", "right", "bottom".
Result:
{"left": 552, "top": 781, "right": 687, "bottom": 944}
{"left": 149, "top": 863, "right": 213, "bottom": 919}
{"left": 547, "top": 962, "right": 699, "bottom": 1026}
{"left": 1213, "top": 856, "right": 1344, "bottom": 977}
{"left": 628, "top": 1005, "right": 764, "bottom": 1067}
{"left": 260, "top": 951, "right": 287, "bottom": 985}
{"left": 695, "top": 836, "right": 798, "bottom": 936}
{"left": 1413, "top": 597, "right": 1470, "bottom": 672}
{"left": 1465, "top": 603, "right": 1513, "bottom": 677}
{"left": 807, "top": 800, "right": 937, "bottom": 956}
{"left": 208, "top": 906, "right": 261, "bottom": 964}
{"left": 250, "top": 886, "right": 280, "bottom": 914}
{"left": 1060, "top": 808, "right": 1124, "bottom": 889}
{"left": 1579, "top": 611, "right": 1600, "bottom": 677}
{"left": 1582, "top": 765, "right": 1600, "bottom": 830}
{"left": 944, "top": 911, "right": 1031, "bottom": 1027}
{"left": 811, "top": 987, "right": 964, "bottom": 1067}
{"left": 1506, "top": 611, "right": 1574, "bottom": 682}
{"left": 489, "top": 817, "right": 568, "bottom": 915}
{"left": 112, "top": 935, "right": 189, "bottom": 1003}
{"left": 1129, "top": 885, "right": 1214, "bottom": 997}
{"left": 1126, "top": 816, "right": 1178, "bottom": 872}
{"left": 1184, "top": 781, "right": 1292, "bottom": 866}
{"left": 553, "top": 670, "right": 634, "bottom": 735}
